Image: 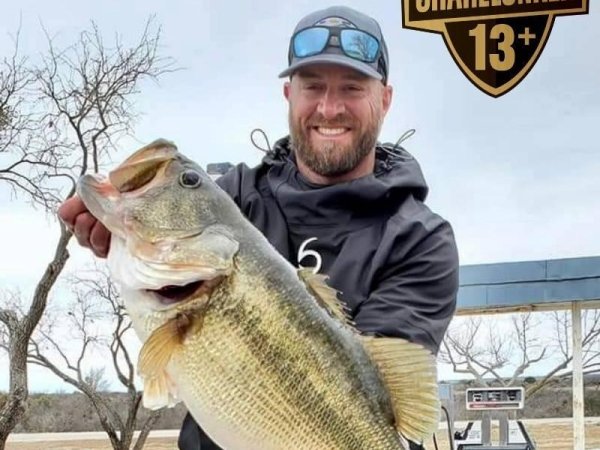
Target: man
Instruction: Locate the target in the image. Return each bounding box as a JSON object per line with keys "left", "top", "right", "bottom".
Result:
{"left": 59, "top": 5, "right": 459, "bottom": 450}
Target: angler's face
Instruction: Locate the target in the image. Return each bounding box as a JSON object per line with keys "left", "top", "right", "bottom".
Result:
{"left": 284, "top": 64, "right": 392, "bottom": 177}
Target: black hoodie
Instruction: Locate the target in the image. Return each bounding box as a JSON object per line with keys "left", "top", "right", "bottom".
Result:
{"left": 178, "top": 135, "right": 459, "bottom": 450}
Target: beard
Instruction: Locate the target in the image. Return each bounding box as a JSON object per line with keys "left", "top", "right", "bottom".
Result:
{"left": 289, "top": 110, "right": 382, "bottom": 178}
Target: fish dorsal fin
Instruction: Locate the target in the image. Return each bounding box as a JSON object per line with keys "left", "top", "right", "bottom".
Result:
{"left": 138, "top": 312, "right": 202, "bottom": 409}
{"left": 361, "top": 336, "right": 440, "bottom": 444}
{"left": 298, "top": 268, "right": 355, "bottom": 328}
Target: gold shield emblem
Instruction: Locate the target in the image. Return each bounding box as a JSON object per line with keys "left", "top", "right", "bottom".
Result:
{"left": 402, "top": 1, "right": 589, "bottom": 97}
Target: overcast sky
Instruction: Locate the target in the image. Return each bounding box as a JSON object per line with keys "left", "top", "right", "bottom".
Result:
{"left": 0, "top": 1, "right": 598, "bottom": 392}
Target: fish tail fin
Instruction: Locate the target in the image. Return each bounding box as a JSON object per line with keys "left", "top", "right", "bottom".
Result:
{"left": 361, "top": 336, "right": 440, "bottom": 445}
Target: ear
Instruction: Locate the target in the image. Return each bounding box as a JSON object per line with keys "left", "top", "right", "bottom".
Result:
{"left": 283, "top": 81, "right": 291, "bottom": 101}
{"left": 382, "top": 84, "right": 393, "bottom": 115}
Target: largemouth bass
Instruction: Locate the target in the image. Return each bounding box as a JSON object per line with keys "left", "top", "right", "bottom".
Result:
{"left": 77, "top": 139, "right": 440, "bottom": 450}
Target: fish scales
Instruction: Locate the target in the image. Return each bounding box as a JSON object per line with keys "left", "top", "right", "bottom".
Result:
{"left": 161, "top": 245, "right": 404, "bottom": 450}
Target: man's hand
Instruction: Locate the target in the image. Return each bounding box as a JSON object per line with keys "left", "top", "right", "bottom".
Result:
{"left": 58, "top": 196, "right": 111, "bottom": 258}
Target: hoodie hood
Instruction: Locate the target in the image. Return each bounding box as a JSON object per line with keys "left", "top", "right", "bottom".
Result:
{"left": 261, "top": 135, "right": 429, "bottom": 227}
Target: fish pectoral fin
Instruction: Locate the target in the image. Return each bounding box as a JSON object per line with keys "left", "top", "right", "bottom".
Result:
{"left": 143, "top": 372, "right": 180, "bottom": 410}
{"left": 139, "top": 312, "right": 203, "bottom": 410}
{"left": 298, "top": 269, "right": 355, "bottom": 329}
{"left": 138, "top": 315, "right": 185, "bottom": 378}
{"left": 138, "top": 310, "right": 204, "bottom": 378}
{"left": 361, "top": 336, "right": 440, "bottom": 445}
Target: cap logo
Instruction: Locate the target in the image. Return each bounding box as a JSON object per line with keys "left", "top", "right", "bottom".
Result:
{"left": 314, "top": 16, "right": 356, "bottom": 28}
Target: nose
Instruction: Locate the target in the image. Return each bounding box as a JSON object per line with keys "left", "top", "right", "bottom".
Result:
{"left": 316, "top": 89, "right": 346, "bottom": 120}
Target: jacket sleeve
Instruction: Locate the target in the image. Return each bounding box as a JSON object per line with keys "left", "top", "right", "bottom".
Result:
{"left": 353, "top": 220, "right": 459, "bottom": 355}
{"left": 215, "top": 164, "right": 246, "bottom": 208}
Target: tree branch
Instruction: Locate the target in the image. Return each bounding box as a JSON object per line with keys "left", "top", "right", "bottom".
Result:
{"left": 0, "top": 16, "right": 175, "bottom": 446}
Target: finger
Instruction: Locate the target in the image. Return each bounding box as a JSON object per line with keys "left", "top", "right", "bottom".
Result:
{"left": 58, "top": 196, "right": 89, "bottom": 229}
{"left": 90, "top": 221, "right": 111, "bottom": 258}
{"left": 73, "top": 212, "right": 97, "bottom": 249}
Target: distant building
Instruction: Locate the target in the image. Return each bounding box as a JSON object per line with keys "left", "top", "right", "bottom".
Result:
{"left": 207, "top": 162, "right": 234, "bottom": 181}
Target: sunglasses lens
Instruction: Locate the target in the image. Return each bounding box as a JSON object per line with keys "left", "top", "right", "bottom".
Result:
{"left": 340, "top": 30, "right": 379, "bottom": 62}
{"left": 293, "top": 28, "right": 329, "bottom": 57}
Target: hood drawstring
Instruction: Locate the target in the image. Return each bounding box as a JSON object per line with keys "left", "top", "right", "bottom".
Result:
{"left": 381, "top": 128, "right": 416, "bottom": 159}
{"left": 250, "top": 128, "right": 272, "bottom": 154}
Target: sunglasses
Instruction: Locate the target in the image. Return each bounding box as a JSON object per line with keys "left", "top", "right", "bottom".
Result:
{"left": 291, "top": 26, "right": 381, "bottom": 64}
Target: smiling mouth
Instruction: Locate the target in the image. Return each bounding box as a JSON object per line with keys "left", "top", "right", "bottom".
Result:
{"left": 312, "top": 126, "right": 351, "bottom": 136}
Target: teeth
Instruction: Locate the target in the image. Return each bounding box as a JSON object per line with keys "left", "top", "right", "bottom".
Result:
{"left": 317, "top": 127, "right": 347, "bottom": 136}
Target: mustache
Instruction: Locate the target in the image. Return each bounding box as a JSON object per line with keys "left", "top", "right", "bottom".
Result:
{"left": 306, "top": 114, "right": 356, "bottom": 128}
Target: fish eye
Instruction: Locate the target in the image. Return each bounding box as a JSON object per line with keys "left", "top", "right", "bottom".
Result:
{"left": 179, "top": 169, "right": 202, "bottom": 188}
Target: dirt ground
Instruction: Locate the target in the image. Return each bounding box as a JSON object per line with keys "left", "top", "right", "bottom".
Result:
{"left": 6, "top": 437, "right": 177, "bottom": 450}
{"left": 424, "top": 417, "right": 600, "bottom": 450}
{"left": 6, "top": 418, "right": 600, "bottom": 449}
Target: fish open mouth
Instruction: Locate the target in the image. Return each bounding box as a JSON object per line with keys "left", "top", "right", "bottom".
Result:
{"left": 147, "top": 280, "right": 206, "bottom": 305}
{"left": 146, "top": 276, "right": 224, "bottom": 307}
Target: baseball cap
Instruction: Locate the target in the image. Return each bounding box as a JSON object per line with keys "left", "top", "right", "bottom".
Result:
{"left": 279, "top": 6, "right": 389, "bottom": 83}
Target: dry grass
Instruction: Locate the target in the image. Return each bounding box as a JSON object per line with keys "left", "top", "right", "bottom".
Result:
{"left": 6, "top": 418, "right": 600, "bottom": 449}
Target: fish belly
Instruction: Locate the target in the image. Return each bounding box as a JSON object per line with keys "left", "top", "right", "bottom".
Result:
{"left": 168, "top": 295, "right": 405, "bottom": 450}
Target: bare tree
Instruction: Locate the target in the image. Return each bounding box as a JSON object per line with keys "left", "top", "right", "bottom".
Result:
{"left": 84, "top": 367, "right": 112, "bottom": 393}
{"left": 347, "top": 33, "right": 377, "bottom": 62}
{"left": 441, "top": 311, "right": 600, "bottom": 399}
{"left": 0, "top": 18, "right": 173, "bottom": 449}
{"left": 526, "top": 309, "right": 600, "bottom": 397}
{"left": 28, "top": 265, "right": 162, "bottom": 450}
